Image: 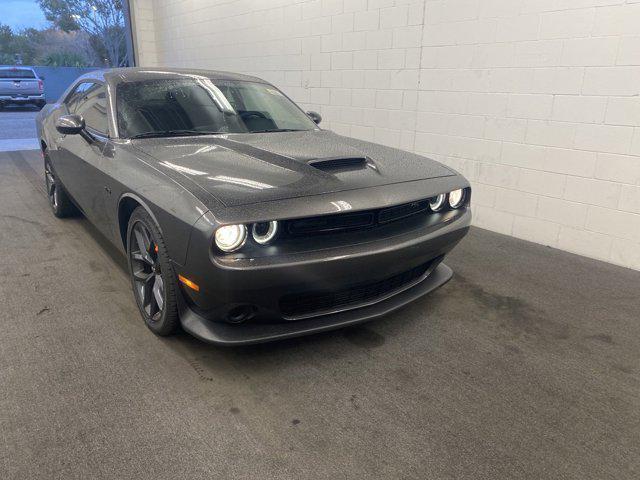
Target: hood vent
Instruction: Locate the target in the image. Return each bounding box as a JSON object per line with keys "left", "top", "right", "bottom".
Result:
{"left": 308, "top": 157, "right": 368, "bottom": 172}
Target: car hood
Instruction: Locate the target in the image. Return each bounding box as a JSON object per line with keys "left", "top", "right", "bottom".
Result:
{"left": 132, "top": 130, "right": 455, "bottom": 207}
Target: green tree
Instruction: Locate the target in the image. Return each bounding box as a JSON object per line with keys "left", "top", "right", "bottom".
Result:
{"left": 0, "top": 25, "right": 43, "bottom": 65}
{"left": 37, "top": 0, "right": 129, "bottom": 67}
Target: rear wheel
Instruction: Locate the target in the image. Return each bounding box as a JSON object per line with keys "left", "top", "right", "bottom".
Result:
{"left": 44, "top": 154, "right": 79, "bottom": 218}
{"left": 127, "top": 207, "right": 179, "bottom": 336}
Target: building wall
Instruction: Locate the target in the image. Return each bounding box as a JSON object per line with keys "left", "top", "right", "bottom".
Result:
{"left": 132, "top": 0, "right": 640, "bottom": 271}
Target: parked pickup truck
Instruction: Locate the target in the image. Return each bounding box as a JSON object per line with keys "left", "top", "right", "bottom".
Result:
{"left": 0, "top": 67, "right": 46, "bottom": 110}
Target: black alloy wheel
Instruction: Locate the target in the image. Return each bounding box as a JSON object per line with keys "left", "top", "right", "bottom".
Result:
{"left": 44, "top": 154, "right": 78, "bottom": 218}
{"left": 127, "top": 207, "right": 179, "bottom": 335}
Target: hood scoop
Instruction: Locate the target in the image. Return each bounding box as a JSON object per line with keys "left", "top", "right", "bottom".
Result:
{"left": 308, "top": 156, "right": 369, "bottom": 172}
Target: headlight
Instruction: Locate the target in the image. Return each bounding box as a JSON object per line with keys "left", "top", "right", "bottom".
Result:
{"left": 215, "top": 224, "right": 247, "bottom": 252}
{"left": 429, "top": 193, "right": 446, "bottom": 212}
{"left": 252, "top": 221, "right": 278, "bottom": 245}
{"left": 448, "top": 189, "right": 465, "bottom": 208}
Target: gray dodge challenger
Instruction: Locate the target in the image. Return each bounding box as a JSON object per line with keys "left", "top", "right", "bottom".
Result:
{"left": 36, "top": 68, "right": 471, "bottom": 345}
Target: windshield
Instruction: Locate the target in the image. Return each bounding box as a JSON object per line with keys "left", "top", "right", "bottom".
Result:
{"left": 116, "top": 77, "right": 317, "bottom": 138}
{"left": 0, "top": 69, "right": 36, "bottom": 79}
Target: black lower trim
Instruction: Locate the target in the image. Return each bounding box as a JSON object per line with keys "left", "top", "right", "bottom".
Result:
{"left": 178, "top": 262, "right": 453, "bottom": 346}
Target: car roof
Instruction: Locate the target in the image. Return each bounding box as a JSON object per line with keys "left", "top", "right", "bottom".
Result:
{"left": 74, "top": 67, "right": 268, "bottom": 85}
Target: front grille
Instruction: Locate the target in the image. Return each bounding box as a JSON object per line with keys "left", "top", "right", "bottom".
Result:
{"left": 285, "top": 198, "right": 432, "bottom": 237}
{"left": 279, "top": 262, "right": 431, "bottom": 318}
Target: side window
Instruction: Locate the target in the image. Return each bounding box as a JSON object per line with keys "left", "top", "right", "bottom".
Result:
{"left": 74, "top": 83, "right": 109, "bottom": 135}
{"left": 66, "top": 82, "right": 91, "bottom": 113}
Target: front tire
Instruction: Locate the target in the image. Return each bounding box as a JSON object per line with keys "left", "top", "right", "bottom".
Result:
{"left": 44, "top": 154, "right": 79, "bottom": 218}
{"left": 127, "top": 207, "right": 179, "bottom": 336}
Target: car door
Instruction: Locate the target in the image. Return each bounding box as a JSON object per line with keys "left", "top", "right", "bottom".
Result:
{"left": 55, "top": 81, "right": 111, "bottom": 232}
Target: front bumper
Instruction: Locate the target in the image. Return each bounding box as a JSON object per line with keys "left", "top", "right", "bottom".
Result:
{"left": 179, "top": 262, "right": 453, "bottom": 345}
{"left": 174, "top": 208, "right": 471, "bottom": 345}
{"left": 0, "top": 94, "right": 45, "bottom": 103}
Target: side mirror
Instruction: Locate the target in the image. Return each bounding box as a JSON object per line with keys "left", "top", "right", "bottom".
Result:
{"left": 39, "top": 75, "right": 45, "bottom": 80}
{"left": 307, "top": 111, "right": 322, "bottom": 125}
{"left": 56, "top": 114, "right": 85, "bottom": 135}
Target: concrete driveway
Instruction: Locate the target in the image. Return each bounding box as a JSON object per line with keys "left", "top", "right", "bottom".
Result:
{"left": 1, "top": 150, "right": 639, "bottom": 479}
{"left": 0, "top": 107, "right": 39, "bottom": 151}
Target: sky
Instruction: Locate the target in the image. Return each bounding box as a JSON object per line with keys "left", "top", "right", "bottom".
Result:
{"left": 2, "top": 0, "right": 49, "bottom": 31}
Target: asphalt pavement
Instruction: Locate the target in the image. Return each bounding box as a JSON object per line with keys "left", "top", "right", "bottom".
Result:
{"left": 1, "top": 149, "right": 639, "bottom": 479}
{"left": 0, "top": 107, "right": 39, "bottom": 151}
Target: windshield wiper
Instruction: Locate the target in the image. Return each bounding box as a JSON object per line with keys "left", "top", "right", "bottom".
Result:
{"left": 249, "top": 128, "right": 304, "bottom": 133}
{"left": 130, "top": 129, "right": 217, "bottom": 139}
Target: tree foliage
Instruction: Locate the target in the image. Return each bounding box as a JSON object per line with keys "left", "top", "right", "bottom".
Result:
{"left": 37, "top": 0, "right": 129, "bottom": 67}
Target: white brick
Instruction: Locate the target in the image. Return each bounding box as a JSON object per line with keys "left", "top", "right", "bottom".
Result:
{"left": 593, "top": 4, "right": 640, "bottom": 36}
{"left": 552, "top": 96, "right": 607, "bottom": 123}
{"left": 366, "top": 30, "right": 393, "bottom": 49}
{"left": 473, "top": 43, "right": 515, "bottom": 68}
{"left": 330, "top": 88, "right": 351, "bottom": 106}
{"left": 494, "top": 188, "right": 539, "bottom": 217}
{"left": 344, "top": 0, "right": 367, "bottom": 13}
{"left": 564, "top": 177, "right": 621, "bottom": 208}
{"left": 467, "top": 93, "right": 508, "bottom": 116}
{"left": 606, "top": 97, "right": 640, "bottom": 126}
{"left": 479, "top": 0, "right": 521, "bottom": 19}
{"left": 631, "top": 129, "right": 640, "bottom": 157}
{"left": 484, "top": 117, "right": 527, "bottom": 142}
{"left": 558, "top": 227, "right": 612, "bottom": 261}
{"left": 375, "top": 90, "right": 404, "bottom": 110}
{"left": 478, "top": 164, "right": 520, "bottom": 189}
{"left": 620, "top": 185, "right": 640, "bottom": 214}
{"left": 392, "top": 25, "right": 422, "bottom": 48}
{"left": 507, "top": 94, "right": 553, "bottom": 120}
{"left": 514, "top": 40, "right": 562, "bottom": 67}
{"left": 512, "top": 217, "right": 560, "bottom": 246}
{"left": 351, "top": 89, "right": 376, "bottom": 107}
{"left": 561, "top": 37, "right": 619, "bottom": 67}
{"left": 526, "top": 120, "right": 575, "bottom": 149}
{"left": 353, "top": 50, "right": 378, "bottom": 69}
{"left": 539, "top": 9, "right": 595, "bottom": 39}
{"left": 573, "top": 124, "right": 633, "bottom": 154}
{"left": 421, "top": 46, "right": 475, "bottom": 69}
{"left": 617, "top": 36, "right": 640, "bottom": 66}
{"left": 331, "top": 13, "right": 354, "bottom": 33}
{"left": 448, "top": 114, "right": 485, "bottom": 138}
{"left": 471, "top": 183, "right": 497, "bottom": 207}
{"left": 582, "top": 67, "right": 640, "bottom": 96}
{"left": 586, "top": 206, "right": 640, "bottom": 242}
{"left": 543, "top": 147, "right": 597, "bottom": 177}
{"left": 416, "top": 112, "right": 450, "bottom": 135}
{"left": 610, "top": 239, "right": 640, "bottom": 271}
{"left": 331, "top": 51, "right": 353, "bottom": 69}
{"left": 377, "top": 49, "right": 405, "bottom": 69}
{"left": 530, "top": 68, "right": 584, "bottom": 95}
{"left": 309, "top": 87, "right": 330, "bottom": 104}
{"left": 495, "top": 14, "right": 540, "bottom": 42}
{"left": 537, "top": 197, "right": 588, "bottom": 229}
{"left": 518, "top": 169, "right": 566, "bottom": 197}
{"left": 427, "top": 0, "right": 481, "bottom": 24}
{"left": 474, "top": 205, "right": 515, "bottom": 235}
{"left": 321, "top": 0, "right": 343, "bottom": 17}
{"left": 341, "top": 31, "right": 367, "bottom": 50}
{"left": 311, "top": 53, "right": 331, "bottom": 70}
{"left": 380, "top": 6, "right": 408, "bottom": 29}
{"left": 595, "top": 153, "right": 640, "bottom": 184}
{"left": 354, "top": 10, "right": 379, "bottom": 31}
{"left": 322, "top": 34, "right": 342, "bottom": 52}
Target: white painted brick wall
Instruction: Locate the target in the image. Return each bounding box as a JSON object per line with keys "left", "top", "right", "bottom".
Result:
{"left": 131, "top": 0, "right": 640, "bottom": 271}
